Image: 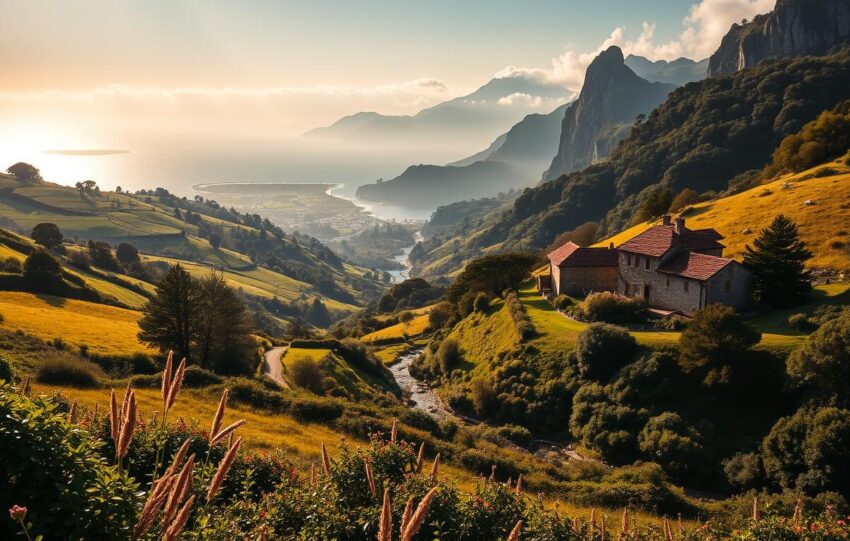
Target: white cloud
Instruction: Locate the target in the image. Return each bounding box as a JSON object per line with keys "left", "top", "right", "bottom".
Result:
{"left": 496, "top": 0, "right": 775, "bottom": 91}
{"left": 497, "top": 93, "right": 545, "bottom": 107}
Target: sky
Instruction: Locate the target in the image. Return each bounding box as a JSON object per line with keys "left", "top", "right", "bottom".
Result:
{"left": 0, "top": 0, "right": 776, "bottom": 167}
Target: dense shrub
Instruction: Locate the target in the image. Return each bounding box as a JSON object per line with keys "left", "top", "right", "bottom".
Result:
{"left": 504, "top": 289, "right": 535, "bottom": 340}
{"left": 573, "top": 291, "right": 647, "bottom": 324}
{"left": 435, "top": 338, "right": 462, "bottom": 374}
{"left": 575, "top": 323, "right": 638, "bottom": 381}
{"left": 552, "top": 294, "right": 574, "bottom": 311}
{"left": 0, "top": 356, "right": 12, "bottom": 382}
{"left": 0, "top": 256, "right": 22, "bottom": 273}
{"left": 787, "top": 312, "right": 850, "bottom": 406}
{"left": 637, "top": 412, "right": 711, "bottom": 484}
{"left": 35, "top": 357, "right": 103, "bottom": 388}
{"left": 288, "top": 355, "right": 325, "bottom": 394}
{"left": 470, "top": 378, "right": 498, "bottom": 417}
{"left": 0, "top": 386, "right": 138, "bottom": 539}
{"left": 473, "top": 292, "right": 491, "bottom": 312}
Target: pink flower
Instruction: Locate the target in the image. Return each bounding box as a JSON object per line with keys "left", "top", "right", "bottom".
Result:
{"left": 9, "top": 505, "right": 26, "bottom": 521}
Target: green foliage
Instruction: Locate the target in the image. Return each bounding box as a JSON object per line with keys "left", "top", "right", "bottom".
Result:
{"left": 744, "top": 215, "right": 813, "bottom": 307}
{"left": 638, "top": 412, "right": 711, "bottom": 483}
{"left": 35, "top": 357, "right": 103, "bottom": 388}
{"left": 767, "top": 100, "right": 850, "bottom": 175}
{"left": 428, "top": 301, "right": 456, "bottom": 330}
{"left": 723, "top": 452, "right": 764, "bottom": 491}
{"left": 288, "top": 355, "right": 325, "bottom": 394}
{"left": 470, "top": 378, "right": 498, "bottom": 417}
{"left": 30, "top": 223, "right": 63, "bottom": 249}
{"left": 787, "top": 313, "right": 850, "bottom": 406}
{"left": 376, "top": 278, "right": 444, "bottom": 313}
{"left": 635, "top": 185, "right": 673, "bottom": 223}
{"left": 23, "top": 249, "right": 63, "bottom": 292}
{"left": 504, "top": 289, "right": 535, "bottom": 341}
{"left": 762, "top": 407, "right": 850, "bottom": 497}
{"left": 6, "top": 162, "right": 42, "bottom": 183}
{"left": 473, "top": 292, "right": 491, "bottom": 313}
{"left": 668, "top": 188, "right": 702, "bottom": 213}
{"left": 552, "top": 294, "right": 574, "bottom": 311}
{"left": 679, "top": 304, "right": 761, "bottom": 387}
{"left": 0, "top": 385, "right": 138, "bottom": 540}
{"left": 0, "top": 356, "right": 13, "bottom": 382}
{"left": 435, "top": 338, "right": 462, "bottom": 374}
{"left": 573, "top": 291, "right": 647, "bottom": 324}
{"left": 115, "top": 242, "right": 140, "bottom": 265}
{"left": 87, "top": 240, "right": 121, "bottom": 272}
{"left": 570, "top": 382, "right": 641, "bottom": 464}
{"left": 575, "top": 323, "right": 638, "bottom": 381}
{"left": 446, "top": 253, "right": 538, "bottom": 303}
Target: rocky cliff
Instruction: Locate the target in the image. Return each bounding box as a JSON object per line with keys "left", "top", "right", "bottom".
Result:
{"left": 708, "top": 0, "right": 850, "bottom": 77}
{"left": 542, "top": 46, "right": 675, "bottom": 181}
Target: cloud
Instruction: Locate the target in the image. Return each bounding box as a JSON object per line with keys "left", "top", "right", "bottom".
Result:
{"left": 497, "top": 92, "right": 545, "bottom": 107}
{"left": 496, "top": 0, "right": 775, "bottom": 91}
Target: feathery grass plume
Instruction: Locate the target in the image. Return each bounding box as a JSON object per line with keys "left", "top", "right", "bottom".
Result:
{"left": 415, "top": 442, "right": 425, "bottom": 473}
{"left": 109, "top": 389, "right": 119, "bottom": 445}
{"left": 400, "top": 487, "right": 438, "bottom": 541}
{"left": 207, "top": 437, "right": 242, "bottom": 503}
{"left": 621, "top": 509, "right": 629, "bottom": 534}
{"left": 134, "top": 474, "right": 175, "bottom": 538}
{"left": 321, "top": 442, "right": 332, "bottom": 476}
{"left": 364, "top": 458, "right": 377, "bottom": 498}
{"left": 165, "top": 357, "right": 187, "bottom": 411}
{"left": 600, "top": 513, "right": 606, "bottom": 541}
{"left": 677, "top": 514, "right": 684, "bottom": 533}
{"left": 390, "top": 420, "right": 397, "bottom": 443}
{"left": 752, "top": 496, "right": 760, "bottom": 521}
{"left": 116, "top": 389, "right": 137, "bottom": 459}
{"left": 19, "top": 376, "right": 31, "bottom": 396}
{"left": 506, "top": 520, "right": 522, "bottom": 541}
{"left": 400, "top": 496, "right": 414, "bottom": 534}
{"left": 161, "top": 350, "right": 174, "bottom": 405}
{"left": 589, "top": 509, "right": 597, "bottom": 537}
{"left": 663, "top": 517, "right": 673, "bottom": 541}
{"left": 68, "top": 399, "right": 78, "bottom": 424}
{"left": 506, "top": 477, "right": 513, "bottom": 488}
{"left": 121, "top": 381, "right": 132, "bottom": 415}
{"left": 163, "top": 495, "right": 195, "bottom": 541}
{"left": 163, "top": 455, "right": 196, "bottom": 527}
{"left": 210, "top": 419, "right": 246, "bottom": 447}
{"left": 489, "top": 464, "right": 497, "bottom": 481}
{"left": 429, "top": 453, "right": 440, "bottom": 483}
{"left": 378, "top": 487, "right": 392, "bottom": 541}
{"left": 310, "top": 463, "right": 317, "bottom": 487}
{"left": 209, "top": 388, "right": 229, "bottom": 444}
{"left": 515, "top": 474, "right": 523, "bottom": 497}
{"left": 164, "top": 439, "right": 193, "bottom": 478}
{"left": 793, "top": 499, "right": 803, "bottom": 525}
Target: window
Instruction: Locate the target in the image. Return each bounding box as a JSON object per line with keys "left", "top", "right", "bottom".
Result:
{"left": 683, "top": 281, "right": 689, "bottom": 293}
{"left": 627, "top": 254, "right": 632, "bottom": 266}
{"left": 635, "top": 256, "right": 641, "bottom": 268}
{"left": 645, "top": 257, "right": 650, "bottom": 270}
{"left": 724, "top": 281, "right": 732, "bottom": 293}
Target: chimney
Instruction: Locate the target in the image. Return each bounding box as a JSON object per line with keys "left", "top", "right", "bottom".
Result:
{"left": 608, "top": 242, "right": 614, "bottom": 250}
{"left": 675, "top": 217, "right": 686, "bottom": 234}
{"left": 662, "top": 215, "right": 672, "bottom": 226}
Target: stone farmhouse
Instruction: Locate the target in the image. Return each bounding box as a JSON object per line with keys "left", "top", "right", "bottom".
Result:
{"left": 543, "top": 216, "right": 753, "bottom": 315}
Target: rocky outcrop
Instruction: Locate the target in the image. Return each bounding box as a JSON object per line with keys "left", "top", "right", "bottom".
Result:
{"left": 708, "top": 0, "right": 850, "bottom": 77}
{"left": 543, "top": 46, "right": 675, "bottom": 181}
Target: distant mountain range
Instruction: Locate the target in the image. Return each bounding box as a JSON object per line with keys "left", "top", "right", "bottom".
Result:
{"left": 624, "top": 55, "right": 708, "bottom": 85}
{"left": 305, "top": 74, "right": 573, "bottom": 149}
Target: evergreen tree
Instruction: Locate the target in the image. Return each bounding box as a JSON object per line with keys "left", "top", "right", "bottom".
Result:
{"left": 743, "top": 215, "right": 812, "bottom": 307}
{"left": 138, "top": 264, "right": 198, "bottom": 361}
{"left": 195, "top": 272, "right": 255, "bottom": 375}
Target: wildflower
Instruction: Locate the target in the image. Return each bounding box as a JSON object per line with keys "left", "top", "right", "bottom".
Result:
{"left": 9, "top": 505, "right": 26, "bottom": 521}
{"left": 400, "top": 487, "right": 438, "bottom": 541}
{"left": 207, "top": 437, "right": 242, "bottom": 503}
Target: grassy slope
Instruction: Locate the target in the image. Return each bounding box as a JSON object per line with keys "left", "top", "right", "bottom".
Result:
{"left": 0, "top": 291, "right": 153, "bottom": 355}
{"left": 596, "top": 162, "right": 850, "bottom": 271}
{"left": 361, "top": 313, "right": 431, "bottom": 342}
{"left": 281, "top": 347, "right": 395, "bottom": 399}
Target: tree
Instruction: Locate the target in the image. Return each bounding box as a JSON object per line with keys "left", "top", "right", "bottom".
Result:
{"left": 428, "top": 302, "right": 455, "bottom": 330}
{"left": 138, "top": 264, "right": 198, "bottom": 362}
{"left": 787, "top": 313, "right": 850, "bottom": 406}
{"left": 307, "top": 298, "right": 332, "bottom": 327}
{"left": 635, "top": 186, "right": 673, "bottom": 223}
{"left": 399, "top": 311, "right": 415, "bottom": 327}
{"left": 23, "top": 250, "right": 63, "bottom": 292}
{"left": 743, "top": 215, "right": 812, "bottom": 307}
{"left": 208, "top": 232, "right": 222, "bottom": 249}
{"left": 288, "top": 355, "right": 325, "bottom": 394}
{"left": 638, "top": 412, "right": 710, "bottom": 483}
{"left": 446, "top": 253, "right": 538, "bottom": 302}
{"left": 115, "top": 243, "right": 140, "bottom": 265}
{"left": 30, "top": 223, "right": 63, "bottom": 249}
{"left": 575, "top": 323, "right": 638, "bottom": 381}
{"left": 667, "top": 189, "right": 701, "bottom": 213}
{"left": 679, "top": 304, "right": 761, "bottom": 387}
{"left": 194, "top": 271, "right": 255, "bottom": 375}
{"left": 6, "top": 162, "right": 42, "bottom": 183}
{"left": 87, "top": 240, "right": 120, "bottom": 272}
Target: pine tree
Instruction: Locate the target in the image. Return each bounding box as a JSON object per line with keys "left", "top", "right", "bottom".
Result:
{"left": 743, "top": 215, "right": 812, "bottom": 307}
{"left": 138, "top": 264, "right": 198, "bottom": 361}
{"left": 195, "top": 272, "right": 254, "bottom": 375}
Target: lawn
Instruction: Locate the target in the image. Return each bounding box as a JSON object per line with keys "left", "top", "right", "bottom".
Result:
{"left": 0, "top": 291, "right": 153, "bottom": 355}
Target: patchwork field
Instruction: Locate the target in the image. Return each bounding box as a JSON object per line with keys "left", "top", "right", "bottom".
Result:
{"left": 597, "top": 162, "right": 850, "bottom": 271}
{"left": 361, "top": 312, "right": 431, "bottom": 342}
{"left": 0, "top": 291, "right": 152, "bottom": 355}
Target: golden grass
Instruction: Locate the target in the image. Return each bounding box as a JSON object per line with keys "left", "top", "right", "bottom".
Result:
{"left": 595, "top": 162, "right": 850, "bottom": 271}
{"left": 0, "top": 291, "right": 153, "bottom": 355}
{"left": 362, "top": 314, "right": 431, "bottom": 342}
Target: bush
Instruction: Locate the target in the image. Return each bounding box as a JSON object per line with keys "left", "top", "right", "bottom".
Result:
{"left": 35, "top": 357, "right": 103, "bottom": 388}
{"left": 288, "top": 355, "right": 325, "bottom": 394}
{"left": 473, "top": 292, "right": 491, "bottom": 313}
{"left": 575, "top": 323, "right": 638, "bottom": 381}
{"left": 576, "top": 292, "right": 647, "bottom": 324}
{"left": 68, "top": 250, "right": 91, "bottom": 270}
{"left": 436, "top": 338, "right": 462, "bottom": 374}
{"left": 504, "top": 289, "right": 535, "bottom": 340}
{"left": 552, "top": 294, "right": 574, "bottom": 311}
{"left": 788, "top": 312, "right": 815, "bottom": 332}
{"left": 470, "top": 378, "right": 498, "bottom": 417}
{"left": 483, "top": 424, "right": 533, "bottom": 446}
{"left": 0, "top": 256, "right": 22, "bottom": 273}
{"left": 0, "top": 356, "right": 12, "bottom": 382}
{"left": 0, "top": 386, "right": 138, "bottom": 539}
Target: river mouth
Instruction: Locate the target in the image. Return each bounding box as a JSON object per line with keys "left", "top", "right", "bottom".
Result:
{"left": 388, "top": 349, "right": 453, "bottom": 419}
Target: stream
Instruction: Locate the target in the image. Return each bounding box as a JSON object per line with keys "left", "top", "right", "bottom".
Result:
{"left": 388, "top": 349, "right": 453, "bottom": 419}
{"left": 387, "top": 231, "right": 424, "bottom": 283}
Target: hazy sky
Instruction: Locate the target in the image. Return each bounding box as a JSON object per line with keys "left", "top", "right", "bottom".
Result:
{"left": 0, "top": 0, "right": 775, "bottom": 153}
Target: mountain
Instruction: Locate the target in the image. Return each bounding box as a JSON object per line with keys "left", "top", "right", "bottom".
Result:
{"left": 542, "top": 46, "right": 677, "bottom": 181}
{"left": 305, "top": 74, "right": 572, "bottom": 148}
{"left": 624, "top": 54, "right": 708, "bottom": 85}
{"left": 410, "top": 48, "right": 850, "bottom": 278}
{"left": 708, "top": 0, "right": 850, "bottom": 77}
{"left": 354, "top": 103, "right": 569, "bottom": 207}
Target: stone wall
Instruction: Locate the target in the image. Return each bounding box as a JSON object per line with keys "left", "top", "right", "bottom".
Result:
{"left": 705, "top": 263, "right": 753, "bottom": 311}
{"left": 558, "top": 266, "right": 618, "bottom": 296}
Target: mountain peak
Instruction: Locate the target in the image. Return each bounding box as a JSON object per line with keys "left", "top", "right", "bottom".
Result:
{"left": 593, "top": 46, "right": 625, "bottom": 67}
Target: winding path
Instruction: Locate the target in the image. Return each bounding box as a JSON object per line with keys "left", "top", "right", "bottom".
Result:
{"left": 263, "top": 346, "right": 290, "bottom": 388}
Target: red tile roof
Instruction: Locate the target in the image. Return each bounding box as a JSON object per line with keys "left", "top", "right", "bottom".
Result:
{"left": 548, "top": 241, "right": 619, "bottom": 267}
{"left": 618, "top": 223, "right": 724, "bottom": 257}
{"left": 656, "top": 252, "right": 734, "bottom": 281}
